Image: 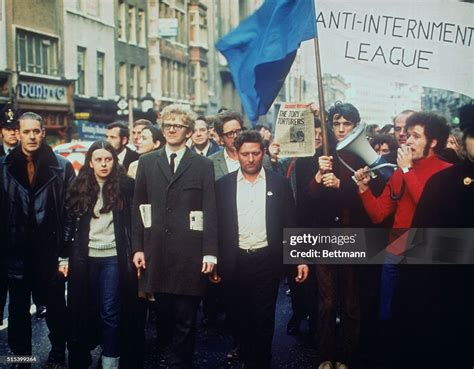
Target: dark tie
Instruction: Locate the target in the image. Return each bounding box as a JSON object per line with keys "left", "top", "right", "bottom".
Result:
{"left": 27, "top": 156, "right": 35, "bottom": 185}
{"left": 170, "top": 153, "right": 177, "bottom": 174}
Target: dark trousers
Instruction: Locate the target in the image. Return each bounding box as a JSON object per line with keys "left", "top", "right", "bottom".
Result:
{"left": 88, "top": 256, "right": 121, "bottom": 358}
{"left": 230, "top": 248, "right": 280, "bottom": 369}
{"left": 316, "top": 264, "right": 360, "bottom": 365}
{"left": 7, "top": 273, "right": 66, "bottom": 355}
{"left": 287, "top": 265, "right": 318, "bottom": 331}
{"left": 155, "top": 293, "right": 200, "bottom": 369}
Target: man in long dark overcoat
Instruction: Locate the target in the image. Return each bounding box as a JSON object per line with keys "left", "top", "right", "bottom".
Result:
{"left": 0, "top": 112, "right": 75, "bottom": 365}
{"left": 132, "top": 104, "right": 218, "bottom": 369}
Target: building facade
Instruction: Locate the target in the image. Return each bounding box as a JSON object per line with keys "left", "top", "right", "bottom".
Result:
{"left": 64, "top": 0, "right": 117, "bottom": 140}
{"left": 188, "top": 0, "right": 208, "bottom": 115}
{"left": 5, "top": 0, "right": 74, "bottom": 145}
{"left": 115, "top": 0, "right": 149, "bottom": 123}
{"left": 0, "top": 0, "right": 9, "bottom": 106}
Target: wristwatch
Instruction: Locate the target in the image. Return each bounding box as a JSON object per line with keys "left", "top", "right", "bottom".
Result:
{"left": 401, "top": 166, "right": 411, "bottom": 174}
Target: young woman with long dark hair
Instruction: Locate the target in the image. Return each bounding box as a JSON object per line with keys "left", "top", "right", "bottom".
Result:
{"left": 62, "top": 140, "right": 144, "bottom": 369}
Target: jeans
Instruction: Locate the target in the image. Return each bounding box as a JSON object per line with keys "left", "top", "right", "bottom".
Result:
{"left": 88, "top": 256, "right": 121, "bottom": 358}
{"left": 379, "top": 252, "right": 403, "bottom": 320}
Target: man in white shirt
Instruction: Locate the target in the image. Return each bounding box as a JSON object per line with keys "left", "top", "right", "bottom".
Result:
{"left": 216, "top": 130, "right": 308, "bottom": 369}
{"left": 209, "top": 110, "right": 244, "bottom": 180}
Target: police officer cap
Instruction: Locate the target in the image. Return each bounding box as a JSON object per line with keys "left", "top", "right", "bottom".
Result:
{"left": 459, "top": 103, "right": 474, "bottom": 134}
{"left": 0, "top": 102, "right": 19, "bottom": 129}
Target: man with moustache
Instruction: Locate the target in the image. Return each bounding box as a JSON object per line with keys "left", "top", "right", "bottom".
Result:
{"left": 216, "top": 130, "right": 308, "bottom": 369}
{"left": 0, "top": 112, "right": 75, "bottom": 366}
{"left": 132, "top": 104, "right": 217, "bottom": 368}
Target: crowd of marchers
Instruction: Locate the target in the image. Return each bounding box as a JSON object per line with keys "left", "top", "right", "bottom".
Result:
{"left": 0, "top": 101, "right": 472, "bottom": 369}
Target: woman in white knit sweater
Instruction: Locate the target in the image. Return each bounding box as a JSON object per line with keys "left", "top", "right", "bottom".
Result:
{"left": 63, "top": 141, "right": 144, "bottom": 369}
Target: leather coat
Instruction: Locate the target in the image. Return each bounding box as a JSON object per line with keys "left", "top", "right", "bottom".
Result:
{"left": 0, "top": 144, "right": 75, "bottom": 319}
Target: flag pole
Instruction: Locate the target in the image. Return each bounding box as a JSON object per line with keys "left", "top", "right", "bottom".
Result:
{"left": 311, "top": 2, "right": 329, "bottom": 156}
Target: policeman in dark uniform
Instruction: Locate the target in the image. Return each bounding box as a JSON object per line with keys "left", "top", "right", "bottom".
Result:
{"left": 0, "top": 102, "right": 19, "bottom": 157}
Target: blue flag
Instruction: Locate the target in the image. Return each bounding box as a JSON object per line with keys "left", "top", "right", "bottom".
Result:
{"left": 216, "top": 0, "right": 316, "bottom": 123}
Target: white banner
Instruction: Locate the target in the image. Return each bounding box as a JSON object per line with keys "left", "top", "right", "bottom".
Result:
{"left": 315, "top": 0, "right": 474, "bottom": 97}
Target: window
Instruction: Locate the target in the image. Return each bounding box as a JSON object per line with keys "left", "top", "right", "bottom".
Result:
{"left": 159, "top": 2, "right": 168, "bottom": 18}
{"left": 130, "top": 64, "right": 138, "bottom": 101}
{"left": 77, "top": 47, "right": 86, "bottom": 95}
{"left": 199, "top": 13, "right": 208, "bottom": 48}
{"left": 119, "top": 63, "right": 127, "bottom": 97}
{"left": 16, "top": 30, "right": 58, "bottom": 76}
{"left": 128, "top": 5, "right": 136, "bottom": 44}
{"left": 118, "top": 1, "right": 126, "bottom": 41}
{"left": 190, "top": 10, "right": 208, "bottom": 48}
{"left": 189, "top": 11, "right": 197, "bottom": 44}
{"left": 201, "top": 66, "right": 208, "bottom": 103}
{"left": 139, "top": 67, "right": 146, "bottom": 98}
{"left": 138, "top": 10, "right": 146, "bottom": 46}
{"left": 190, "top": 63, "right": 197, "bottom": 99}
{"left": 176, "top": 10, "right": 186, "bottom": 44}
{"left": 97, "top": 52, "right": 104, "bottom": 97}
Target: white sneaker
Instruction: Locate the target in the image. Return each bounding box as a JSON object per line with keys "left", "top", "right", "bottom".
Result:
{"left": 318, "top": 361, "right": 333, "bottom": 369}
{"left": 102, "top": 356, "right": 120, "bottom": 369}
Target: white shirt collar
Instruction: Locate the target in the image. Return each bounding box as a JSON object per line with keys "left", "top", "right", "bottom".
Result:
{"left": 165, "top": 145, "right": 186, "bottom": 161}
{"left": 224, "top": 148, "right": 238, "bottom": 162}
{"left": 117, "top": 148, "right": 127, "bottom": 164}
{"left": 195, "top": 141, "right": 210, "bottom": 156}
{"left": 237, "top": 167, "right": 266, "bottom": 183}
{"left": 3, "top": 142, "right": 16, "bottom": 154}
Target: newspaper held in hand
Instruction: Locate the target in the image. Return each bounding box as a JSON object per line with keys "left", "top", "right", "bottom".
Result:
{"left": 274, "top": 103, "right": 315, "bottom": 158}
{"left": 139, "top": 204, "right": 152, "bottom": 228}
{"left": 190, "top": 211, "right": 204, "bottom": 231}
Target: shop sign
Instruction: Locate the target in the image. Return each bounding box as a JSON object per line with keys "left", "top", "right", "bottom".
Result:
{"left": 18, "top": 82, "right": 67, "bottom": 104}
{"left": 76, "top": 120, "right": 107, "bottom": 141}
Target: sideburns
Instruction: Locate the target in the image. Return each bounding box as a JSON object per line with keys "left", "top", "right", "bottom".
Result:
{"left": 423, "top": 140, "right": 432, "bottom": 157}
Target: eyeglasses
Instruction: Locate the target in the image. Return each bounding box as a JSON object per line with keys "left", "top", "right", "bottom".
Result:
{"left": 222, "top": 129, "right": 242, "bottom": 138}
{"left": 163, "top": 123, "right": 189, "bottom": 131}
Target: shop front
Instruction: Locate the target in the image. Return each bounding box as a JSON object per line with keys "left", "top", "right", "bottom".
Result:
{"left": 16, "top": 76, "right": 74, "bottom": 146}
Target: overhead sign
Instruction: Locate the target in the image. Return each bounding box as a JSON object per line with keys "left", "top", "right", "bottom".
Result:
{"left": 159, "top": 18, "right": 178, "bottom": 37}
{"left": 316, "top": 0, "right": 473, "bottom": 97}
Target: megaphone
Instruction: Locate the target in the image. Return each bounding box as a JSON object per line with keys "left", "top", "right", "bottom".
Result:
{"left": 336, "top": 122, "right": 396, "bottom": 181}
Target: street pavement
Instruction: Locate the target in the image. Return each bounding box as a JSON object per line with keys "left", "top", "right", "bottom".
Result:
{"left": 0, "top": 282, "right": 319, "bottom": 368}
